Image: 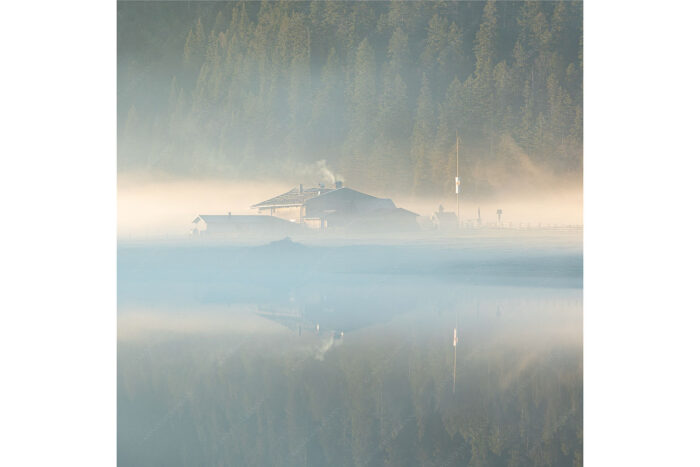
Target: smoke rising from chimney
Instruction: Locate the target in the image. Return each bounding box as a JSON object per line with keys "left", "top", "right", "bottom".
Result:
{"left": 314, "top": 160, "right": 343, "bottom": 185}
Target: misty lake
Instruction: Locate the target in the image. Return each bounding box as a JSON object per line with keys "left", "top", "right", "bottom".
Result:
{"left": 117, "top": 231, "right": 582, "bottom": 466}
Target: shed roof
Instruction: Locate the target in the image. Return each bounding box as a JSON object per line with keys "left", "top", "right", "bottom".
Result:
{"left": 192, "top": 215, "right": 293, "bottom": 225}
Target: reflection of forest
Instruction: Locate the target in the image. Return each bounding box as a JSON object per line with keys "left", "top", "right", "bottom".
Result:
{"left": 118, "top": 310, "right": 582, "bottom": 466}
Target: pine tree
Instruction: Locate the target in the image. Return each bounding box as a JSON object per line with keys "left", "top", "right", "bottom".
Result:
{"left": 439, "top": 21, "right": 466, "bottom": 85}
{"left": 518, "top": 78, "right": 536, "bottom": 154}
{"left": 378, "top": 27, "right": 410, "bottom": 145}
{"left": 420, "top": 14, "right": 449, "bottom": 85}
{"left": 411, "top": 75, "right": 436, "bottom": 195}
{"left": 311, "top": 47, "right": 345, "bottom": 152}
{"left": 387, "top": 27, "right": 409, "bottom": 77}
{"left": 284, "top": 11, "right": 311, "bottom": 151}
{"left": 183, "top": 17, "right": 206, "bottom": 78}
{"left": 375, "top": 71, "right": 409, "bottom": 191}
{"left": 472, "top": 0, "right": 499, "bottom": 154}
{"left": 493, "top": 60, "right": 515, "bottom": 139}
{"left": 348, "top": 38, "right": 377, "bottom": 158}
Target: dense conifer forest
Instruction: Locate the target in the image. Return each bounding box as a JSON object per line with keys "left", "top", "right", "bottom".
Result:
{"left": 118, "top": 1, "right": 582, "bottom": 197}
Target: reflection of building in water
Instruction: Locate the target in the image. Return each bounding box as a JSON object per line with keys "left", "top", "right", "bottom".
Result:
{"left": 255, "top": 303, "right": 312, "bottom": 334}
{"left": 256, "top": 304, "right": 346, "bottom": 341}
{"left": 252, "top": 181, "right": 419, "bottom": 233}
{"left": 191, "top": 214, "right": 301, "bottom": 237}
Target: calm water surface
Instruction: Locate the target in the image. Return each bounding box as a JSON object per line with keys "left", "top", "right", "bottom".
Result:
{"left": 118, "top": 232, "right": 582, "bottom": 466}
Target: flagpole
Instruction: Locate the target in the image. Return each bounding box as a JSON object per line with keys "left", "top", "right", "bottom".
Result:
{"left": 456, "top": 132, "right": 460, "bottom": 227}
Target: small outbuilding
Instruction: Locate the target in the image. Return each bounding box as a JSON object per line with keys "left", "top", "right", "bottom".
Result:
{"left": 191, "top": 214, "right": 300, "bottom": 237}
{"left": 432, "top": 205, "right": 458, "bottom": 231}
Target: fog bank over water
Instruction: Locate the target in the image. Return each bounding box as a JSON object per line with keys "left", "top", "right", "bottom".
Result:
{"left": 118, "top": 174, "right": 290, "bottom": 238}
{"left": 118, "top": 173, "right": 582, "bottom": 239}
{"left": 117, "top": 189, "right": 582, "bottom": 466}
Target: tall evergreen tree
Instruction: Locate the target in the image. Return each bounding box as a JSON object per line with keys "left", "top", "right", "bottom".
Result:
{"left": 472, "top": 0, "right": 498, "bottom": 155}
{"left": 347, "top": 38, "right": 377, "bottom": 160}
{"left": 411, "top": 75, "right": 436, "bottom": 195}
{"left": 311, "top": 47, "right": 346, "bottom": 153}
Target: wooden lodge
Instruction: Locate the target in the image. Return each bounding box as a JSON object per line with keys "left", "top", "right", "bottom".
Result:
{"left": 251, "top": 182, "right": 419, "bottom": 232}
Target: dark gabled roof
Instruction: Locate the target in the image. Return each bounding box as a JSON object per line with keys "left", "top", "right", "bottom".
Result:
{"left": 331, "top": 207, "right": 419, "bottom": 220}
{"left": 393, "top": 207, "right": 420, "bottom": 217}
{"left": 304, "top": 187, "right": 396, "bottom": 214}
{"left": 252, "top": 186, "right": 334, "bottom": 209}
{"left": 192, "top": 215, "right": 293, "bottom": 225}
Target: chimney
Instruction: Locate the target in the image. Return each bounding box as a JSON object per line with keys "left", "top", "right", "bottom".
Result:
{"left": 335, "top": 180, "right": 343, "bottom": 189}
{"left": 299, "top": 184, "right": 303, "bottom": 193}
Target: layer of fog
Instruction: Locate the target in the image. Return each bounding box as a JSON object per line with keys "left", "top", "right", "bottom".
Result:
{"left": 118, "top": 284, "right": 581, "bottom": 385}
{"left": 118, "top": 170, "right": 582, "bottom": 240}
{"left": 118, "top": 285, "right": 581, "bottom": 347}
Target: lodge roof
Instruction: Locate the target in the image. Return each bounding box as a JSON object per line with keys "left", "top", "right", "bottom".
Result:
{"left": 391, "top": 207, "right": 420, "bottom": 217}
{"left": 325, "top": 206, "right": 418, "bottom": 219}
{"left": 304, "top": 187, "right": 396, "bottom": 213}
{"left": 252, "top": 186, "right": 334, "bottom": 209}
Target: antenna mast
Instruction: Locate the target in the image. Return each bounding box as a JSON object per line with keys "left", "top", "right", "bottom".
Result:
{"left": 456, "top": 132, "right": 460, "bottom": 227}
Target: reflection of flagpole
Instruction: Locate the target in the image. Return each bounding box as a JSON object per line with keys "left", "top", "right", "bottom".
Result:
{"left": 452, "top": 327, "right": 458, "bottom": 394}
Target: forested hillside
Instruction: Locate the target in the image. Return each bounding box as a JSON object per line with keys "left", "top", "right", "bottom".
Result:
{"left": 118, "top": 1, "right": 582, "bottom": 197}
